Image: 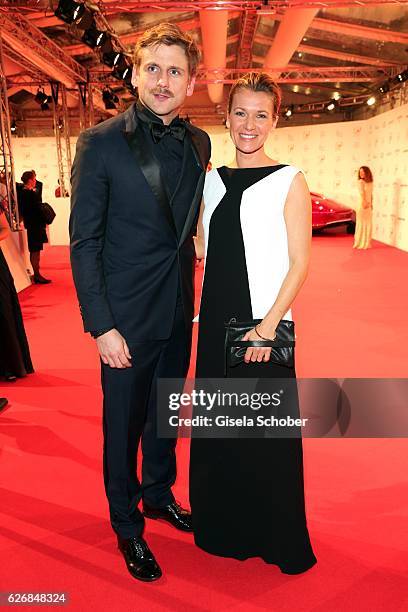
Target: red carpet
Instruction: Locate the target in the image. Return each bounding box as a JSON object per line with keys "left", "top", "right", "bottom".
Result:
{"left": 1, "top": 233, "right": 408, "bottom": 611}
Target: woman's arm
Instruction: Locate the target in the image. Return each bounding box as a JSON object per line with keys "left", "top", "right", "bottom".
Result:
{"left": 193, "top": 200, "right": 205, "bottom": 260}
{"left": 257, "top": 171, "right": 312, "bottom": 339}
{"left": 359, "top": 179, "right": 371, "bottom": 209}
{"left": 0, "top": 211, "right": 11, "bottom": 242}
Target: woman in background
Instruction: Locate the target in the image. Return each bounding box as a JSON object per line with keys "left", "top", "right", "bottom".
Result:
{"left": 18, "top": 170, "right": 51, "bottom": 284}
{"left": 0, "top": 200, "right": 34, "bottom": 381}
{"left": 353, "top": 166, "right": 373, "bottom": 249}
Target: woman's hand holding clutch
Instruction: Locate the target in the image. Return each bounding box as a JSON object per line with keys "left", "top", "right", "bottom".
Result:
{"left": 242, "top": 327, "right": 275, "bottom": 363}
{"left": 224, "top": 319, "right": 294, "bottom": 374}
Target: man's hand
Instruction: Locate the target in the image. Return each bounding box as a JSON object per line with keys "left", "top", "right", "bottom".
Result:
{"left": 96, "top": 329, "right": 132, "bottom": 368}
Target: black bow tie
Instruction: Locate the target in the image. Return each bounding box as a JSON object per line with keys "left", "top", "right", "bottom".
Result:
{"left": 150, "top": 122, "right": 185, "bottom": 144}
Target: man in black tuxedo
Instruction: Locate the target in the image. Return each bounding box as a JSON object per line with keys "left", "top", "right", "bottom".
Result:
{"left": 70, "top": 23, "right": 211, "bottom": 582}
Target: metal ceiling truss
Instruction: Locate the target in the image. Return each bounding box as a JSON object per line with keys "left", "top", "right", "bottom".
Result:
{"left": 186, "top": 83, "right": 407, "bottom": 116}
{"left": 2, "top": 42, "right": 47, "bottom": 83}
{"left": 18, "top": 1, "right": 405, "bottom": 10}
{"left": 304, "top": 15, "right": 408, "bottom": 45}
{"left": 3, "top": 0, "right": 405, "bottom": 8}
{"left": 254, "top": 33, "right": 405, "bottom": 66}
{"left": 282, "top": 85, "right": 408, "bottom": 116}
{"left": 295, "top": 44, "right": 403, "bottom": 68}
{"left": 44, "top": 63, "right": 401, "bottom": 86}
{"left": 51, "top": 82, "right": 72, "bottom": 197}
{"left": 0, "top": 9, "right": 114, "bottom": 119}
{"left": 289, "top": 93, "right": 379, "bottom": 112}
{"left": 0, "top": 11, "right": 87, "bottom": 86}
{"left": 7, "top": 65, "right": 405, "bottom": 90}
{"left": 64, "top": 16, "right": 201, "bottom": 56}
{"left": 236, "top": 10, "right": 259, "bottom": 69}
{"left": 194, "top": 65, "right": 405, "bottom": 84}
{"left": 0, "top": 34, "right": 19, "bottom": 230}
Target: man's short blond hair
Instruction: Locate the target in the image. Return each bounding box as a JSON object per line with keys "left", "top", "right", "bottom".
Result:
{"left": 133, "top": 22, "right": 200, "bottom": 76}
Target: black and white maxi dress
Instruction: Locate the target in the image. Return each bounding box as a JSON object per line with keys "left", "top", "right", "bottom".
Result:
{"left": 189, "top": 165, "right": 316, "bottom": 574}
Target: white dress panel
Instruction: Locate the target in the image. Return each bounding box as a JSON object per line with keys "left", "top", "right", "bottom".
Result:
{"left": 200, "top": 165, "right": 303, "bottom": 321}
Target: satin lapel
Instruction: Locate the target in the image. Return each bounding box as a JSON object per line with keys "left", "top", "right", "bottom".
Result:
{"left": 178, "top": 170, "right": 205, "bottom": 247}
{"left": 186, "top": 126, "right": 207, "bottom": 171}
{"left": 122, "top": 116, "right": 177, "bottom": 238}
{"left": 178, "top": 130, "right": 207, "bottom": 246}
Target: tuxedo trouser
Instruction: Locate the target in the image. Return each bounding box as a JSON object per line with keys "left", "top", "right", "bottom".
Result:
{"left": 101, "top": 302, "right": 191, "bottom": 539}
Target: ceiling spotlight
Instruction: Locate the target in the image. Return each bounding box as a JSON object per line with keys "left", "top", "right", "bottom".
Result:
{"left": 102, "top": 87, "right": 119, "bottom": 110}
{"left": 326, "top": 101, "right": 336, "bottom": 112}
{"left": 298, "top": 52, "right": 303, "bottom": 58}
{"left": 41, "top": 95, "right": 52, "bottom": 111}
{"left": 102, "top": 49, "right": 123, "bottom": 68}
{"left": 284, "top": 105, "right": 294, "bottom": 118}
{"left": 34, "top": 88, "right": 47, "bottom": 105}
{"left": 82, "top": 24, "right": 108, "bottom": 49}
{"left": 99, "top": 36, "right": 114, "bottom": 55}
{"left": 34, "top": 88, "right": 52, "bottom": 111}
{"left": 122, "top": 66, "right": 131, "bottom": 80}
{"left": 54, "top": 0, "right": 86, "bottom": 24}
{"left": 58, "top": 118, "right": 64, "bottom": 129}
{"left": 379, "top": 82, "right": 390, "bottom": 94}
{"left": 75, "top": 9, "right": 93, "bottom": 31}
{"left": 11, "top": 120, "right": 17, "bottom": 134}
{"left": 395, "top": 69, "right": 408, "bottom": 83}
{"left": 332, "top": 91, "right": 341, "bottom": 101}
{"left": 367, "top": 96, "right": 376, "bottom": 106}
{"left": 112, "top": 56, "right": 132, "bottom": 81}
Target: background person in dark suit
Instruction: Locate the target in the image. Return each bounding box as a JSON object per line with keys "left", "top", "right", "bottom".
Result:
{"left": 32, "top": 170, "right": 43, "bottom": 200}
{"left": 18, "top": 170, "right": 50, "bottom": 284}
{"left": 70, "top": 23, "right": 210, "bottom": 583}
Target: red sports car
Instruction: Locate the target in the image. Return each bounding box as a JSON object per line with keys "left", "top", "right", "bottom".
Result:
{"left": 311, "top": 192, "right": 355, "bottom": 233}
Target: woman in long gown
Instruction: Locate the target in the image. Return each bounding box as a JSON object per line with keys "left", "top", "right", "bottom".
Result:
{"left": 190, "top": 72, "right": 316, "bottom": 574}
{"left": 353, "top": 166, "right": 373, "bottom": 249}
{"left": 0, "top": 202, "right": 34, "bottom": 380}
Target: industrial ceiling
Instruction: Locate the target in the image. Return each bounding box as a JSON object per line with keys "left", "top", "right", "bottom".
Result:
{"left": 1, "top": 0, "right": 407, "bottom": 132}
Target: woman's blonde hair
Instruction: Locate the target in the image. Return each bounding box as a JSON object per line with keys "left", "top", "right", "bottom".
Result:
{"left": 228, "top": 72, "right": 282, "bottom": 118}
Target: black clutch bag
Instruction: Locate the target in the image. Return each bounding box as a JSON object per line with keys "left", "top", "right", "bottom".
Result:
{"left": 224, "top": 318, "right": 295, "bottom": 375}
{"left": 40, "top": 202, "right": 56, "bottom": 225}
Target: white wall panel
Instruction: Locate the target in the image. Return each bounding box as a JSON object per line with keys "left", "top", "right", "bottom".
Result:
{"left": 11, "top": 102, "right": 408, "bottom": 251}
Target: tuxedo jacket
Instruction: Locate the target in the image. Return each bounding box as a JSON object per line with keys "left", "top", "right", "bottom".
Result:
{"left": 69, "top": 103, "right": 211, "bottom": 341}
{"left": 35, "top": 180, "right": 43, "bottom": 200}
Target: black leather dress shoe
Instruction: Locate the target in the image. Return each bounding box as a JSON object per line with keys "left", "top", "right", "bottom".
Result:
{"left": 0, "top": 398, "right": 8, "bottom": 412}
{"left": 33, "top": 275, "right": 52, "bottom": 284}
{"left": 4, "top": 373, "right": 17, "bottom": 382}
{"left": 117, "top": 536, "right": 162, "bottom": 582}
{"left": 143, "top": 501, "right": 193, "bottom": 532}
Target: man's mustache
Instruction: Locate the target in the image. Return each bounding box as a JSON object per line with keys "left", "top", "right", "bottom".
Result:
{"left": 151, "top": 89, "right": 174, "bottom": 98}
